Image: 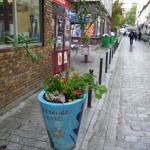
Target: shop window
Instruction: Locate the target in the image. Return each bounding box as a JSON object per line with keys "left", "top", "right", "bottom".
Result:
{"left": 0, "top": 0, "right": 13, "bottom": 45}
{"left": 0, "top": 0, "right": 42, "bottom": 46}
{"left": 56, "top": 15, "right": 64, "bottom": 50}
{"left": 16, "top": 0, "right": 41, "bottom": 43}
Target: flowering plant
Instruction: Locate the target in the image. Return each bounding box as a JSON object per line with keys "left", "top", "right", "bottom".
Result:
{"left": 41, "top": 67, "right": 107, "bottom": 103}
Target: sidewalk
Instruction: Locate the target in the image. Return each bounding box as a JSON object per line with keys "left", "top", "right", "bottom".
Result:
{"left": 0, "top": 41, "right": 122, "bottom": 150}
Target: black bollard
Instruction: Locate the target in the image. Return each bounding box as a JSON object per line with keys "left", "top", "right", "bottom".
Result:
{"left": 109, "top": 48, "right": 111, "bottom": 64}
{"left": 88, "top": 69, "right": 94, "bottom": 108}
{"left": 105, "top": 52, "right": 108, "bottom": 73}
{"left": 99, "top": 58, "right": 103, "bottom": 85}
{"left": 112, "top": 48, "right": 113, "bottom": 58}
{"left": 113, "top": 46, "right": 115, "bottom": 54}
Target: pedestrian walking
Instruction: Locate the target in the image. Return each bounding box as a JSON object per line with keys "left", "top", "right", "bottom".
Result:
{"left": 134, "top": 31, "right": 137, "bottom": 41}
{"left": 139, "top": 31, "right": 142, "bottom": 40}
{"left": 128, "top": 31, "right": 134, "bottom": 45}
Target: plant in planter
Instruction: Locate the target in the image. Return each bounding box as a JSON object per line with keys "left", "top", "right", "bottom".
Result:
{"left": 38, "top": 68, "right": 107, "bottom": 150}
{"left": 8, "top": 34, "right": 107, "bottom": 149}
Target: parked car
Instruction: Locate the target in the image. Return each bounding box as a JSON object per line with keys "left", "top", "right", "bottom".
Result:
{"left": 119, "top": 28, "right": 127, "bottom": 34}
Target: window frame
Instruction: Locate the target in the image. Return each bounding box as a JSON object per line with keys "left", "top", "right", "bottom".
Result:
{"left": 0, "top": 0, "right": 43, "bottom": 49}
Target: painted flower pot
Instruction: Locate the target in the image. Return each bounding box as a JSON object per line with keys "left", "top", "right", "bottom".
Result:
{"left": 38, "top": 90, "right": 87, "bottom": 150}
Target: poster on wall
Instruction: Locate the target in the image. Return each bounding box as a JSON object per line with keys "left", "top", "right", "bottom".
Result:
{"left": 71, "top": 24, "right": 81, "bottom": 37}
{"left": 84, "top": 21, "right": 94, "bottom": 37}
{"left": 64, "top": 52, "right": 68, "bottom": 64}
{"left": 58, "top": 53, "right": 62, "bottom": 65}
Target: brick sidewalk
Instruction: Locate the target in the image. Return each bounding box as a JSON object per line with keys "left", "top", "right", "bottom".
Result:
{"left": 0, "top": 41, "right": 121, "bottom": 150}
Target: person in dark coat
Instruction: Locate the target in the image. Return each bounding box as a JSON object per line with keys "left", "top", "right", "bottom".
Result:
{"left": 139, "top": 31, "right": 142, "bottom": 40}
{"left": 128, "top": 31, "right": 134, "bottom": 45}
{"left": 134, "top": 32, "right": 137, "bottom": 41}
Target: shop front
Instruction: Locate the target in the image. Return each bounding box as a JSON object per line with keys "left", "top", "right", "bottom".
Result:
{"left": 51, "top": 0, "right": 71, "bottom": 74}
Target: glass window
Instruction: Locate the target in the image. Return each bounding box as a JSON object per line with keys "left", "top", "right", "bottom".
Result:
{"left": 56, "top": 15, "right": 64, "bottom": 50}
{"left": 65, "top": 17, "right": 70, "bottom": 49}
{"left": 0, "top": 0, "right": 13, "bottom": 45}
{"left": 16, "top": 0, "right": 41, "bottom": 42}
{"left": 0, "top": 0, "right": 42, "bottom": 46}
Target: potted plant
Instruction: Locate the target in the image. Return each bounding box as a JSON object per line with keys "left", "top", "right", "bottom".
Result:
{"left": 38, "top": 68, "right": 107, "bottom": 150}
{"left": 7, "top": 33, "right": 107, "bottom": 149}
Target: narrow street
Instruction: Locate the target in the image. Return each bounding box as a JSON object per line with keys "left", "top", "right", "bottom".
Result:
{"left": 116, "top": 37, "right": 150, "bottom": 150}
{"left": 87, "top": 37, "right": 150, "bottom": 150}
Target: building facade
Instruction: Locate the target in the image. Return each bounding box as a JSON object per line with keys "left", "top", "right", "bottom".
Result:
{"left": 0, "top": 0, "right": 113, "bottom": 114}
{"left": 0, "top": 0, "right": 53, "bottom": 114}
{"left": 71, "top": 0, "right": 113, "bottom": 45}
{"left": 136, "top": 0, "right": 150, "bottom": 43}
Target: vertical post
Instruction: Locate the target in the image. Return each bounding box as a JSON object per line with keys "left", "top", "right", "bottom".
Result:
{"left": 109, "top": 48, "right": 111, "bottom": 64}
{"left": 88, "top": 69, "right": 94, "bottom": 108}
{"left": 112, "top": 48, "right": 113, "bottom": 58}
{"left": 105, "top": 52, "right": 108, "bottom": 73}
{"left": 84, "top": 55, "right": 88, "bottom": 63}
{"left": 113, "top": 46, "right": 115, "bottom": 54}
{"left": 99, "top": 58, "right": 103, "bottom": 85}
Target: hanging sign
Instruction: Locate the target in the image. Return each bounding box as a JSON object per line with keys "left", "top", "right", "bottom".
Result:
{"left": 52, "top": 0, "right": 69, "bottom": 8}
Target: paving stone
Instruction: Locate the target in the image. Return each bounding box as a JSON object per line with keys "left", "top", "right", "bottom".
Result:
{"left": 116, "top": 141, "right": 133, "bottom": 149}
{"left": 131, "top": 125, "right": 142, "bottom": 131}
{"left": 7, "top": 129, "right": 23, "bottom": 135}
{"left": 116, "top": 135, "right": 125, "bottom": 141}
{"left": 140, "top": 137, "right": 150, "bottom": 144}
{"left": 19, "top": 137, "right": 37, "bottom": 147}
{"left": 104, "top": 146, "right": 115, "bottom": 150}
{"left": 6, "top": 134, "right": 22, "bottom": 143}
{"left": 34, "top": 141, "right": 50, "bottom": 149}
{"left": 125, "top": 136, "right": 138, "bottom": 143}
{"left": 132, "top": 143, "right": 148, "bottom": 150}
{"left": 21, "top": 146, "right": 39, "bottom": 150}
{"left": 6, "top": 143, "right": 23, "bottom": 150}
{"left": 0, "top": 139, "right": 9, "bottom": 146}
{"left": 138, "top": 114, "right": 148, "bottom": 118}
{"left": 0, "top": 132, "right": 9, "bottom": 140}
{"left": 107, "top": 123, "right": 117, "bottom": 130}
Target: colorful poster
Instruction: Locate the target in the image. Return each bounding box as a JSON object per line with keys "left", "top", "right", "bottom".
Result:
{"left": 84, "top": 21, "right": 94, "bottom": 37}
{"left": 58, "top": 53, "right": 62, "bottom": 65}
{"left": 71, "top": 24, "right": 81, "bottom": 37}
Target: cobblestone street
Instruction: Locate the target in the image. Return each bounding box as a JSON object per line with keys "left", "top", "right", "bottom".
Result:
{"left": 115, "top": 38, "right": 150, "bottom": 150}
{"left": 88, "top": 37, "right": 150, "bottom": 150}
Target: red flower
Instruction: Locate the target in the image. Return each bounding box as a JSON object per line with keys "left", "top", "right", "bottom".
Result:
{"left": 74, "top": 89, "right": 81, "bottom": 95}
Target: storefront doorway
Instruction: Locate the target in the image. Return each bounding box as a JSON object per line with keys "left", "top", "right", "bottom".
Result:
{"left": 51, "top": 1, "right": 70, "bottom": 74}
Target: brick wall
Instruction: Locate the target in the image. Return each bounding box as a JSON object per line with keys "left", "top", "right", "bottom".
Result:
{"left": 0, "top": 0, "right": 53, "bottom": 114}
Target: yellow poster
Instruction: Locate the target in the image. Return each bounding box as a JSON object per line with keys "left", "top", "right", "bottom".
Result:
{"left": 58, "top": 53, "right": 62, "bottom": 66}
{"left": 84, "top": 21, "right": 94, "bottom": 37}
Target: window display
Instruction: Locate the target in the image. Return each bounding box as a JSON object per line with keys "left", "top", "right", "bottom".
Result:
{"left": 0, "top": 0, "right": 42, "bottom": 46}
{"left": 0, "top": 0, "right": 13, "bottom": 45}
{"left": 17, "top": 0, "right": 41, "bottom": 42}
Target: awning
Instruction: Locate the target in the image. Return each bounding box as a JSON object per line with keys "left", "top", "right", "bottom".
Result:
{"left": 52, "top": 0, "right": 69, "bottom": 8}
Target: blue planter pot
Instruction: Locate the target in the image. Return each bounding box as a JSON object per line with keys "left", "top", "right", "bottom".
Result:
{"left": 38, "top": 90, "right": 87, "bottom": 150}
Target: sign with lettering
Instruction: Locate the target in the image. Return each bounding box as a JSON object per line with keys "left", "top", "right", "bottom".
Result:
{"left": 52, "top": 0, "right": 69, "bottom": 8}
